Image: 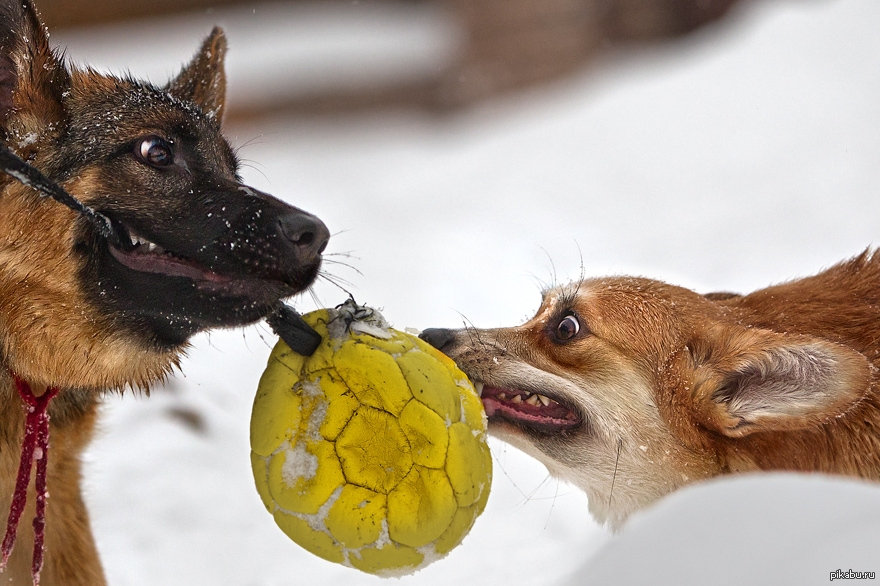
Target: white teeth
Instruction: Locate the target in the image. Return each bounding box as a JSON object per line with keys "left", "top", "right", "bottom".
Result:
{"left": 129, "top": 232, "right": 153, "bottom": 248}
{"left": 128, "top": 232, "right": 165, "bottom": 254}
{"left": 481, "top": 386, "right": 556, "bottom": 408}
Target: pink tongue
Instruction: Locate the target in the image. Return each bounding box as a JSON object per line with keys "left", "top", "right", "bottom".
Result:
{"left": 481, "top": 393, "right": 578, "bottom": 425}
{"left": 109, "top": 246, "right": 227, "bottom": 282}
{"left": 481, "top": 387, "right": 578, "bottom": 425}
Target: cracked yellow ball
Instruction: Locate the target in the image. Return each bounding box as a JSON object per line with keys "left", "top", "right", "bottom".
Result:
{"left": 250, "top": 301, "right": 492, "bottom": 577}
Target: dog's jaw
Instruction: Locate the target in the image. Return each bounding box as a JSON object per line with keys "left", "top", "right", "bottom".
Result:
{"left": 109, "top": 230, "right": 230, "bottom": 283}
{"left": 477, "top": 381, "right": 583, "bottom": 433}
{"left": 470, "top": 355, "right": 714, "bottom": 527}
{"left": 106, "top": 229, "right": 301, "bottom": 299}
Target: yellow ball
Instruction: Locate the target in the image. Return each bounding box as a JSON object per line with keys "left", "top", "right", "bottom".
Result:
{"left": 250, "top": 301, "right": 492, "bottom": 576}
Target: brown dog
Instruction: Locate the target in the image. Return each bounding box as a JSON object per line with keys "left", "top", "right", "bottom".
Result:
{"left": 421, "top": 251, "right": 880, "bottom": 527}
{"left": 0, "top": 1, "right": 328, "bottom": 583}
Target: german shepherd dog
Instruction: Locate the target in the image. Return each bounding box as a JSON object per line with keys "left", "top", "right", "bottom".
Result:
{"left": 0, "top": 1, "right": 328, "bottom": 583}
{"left": 421, "top": 252, "right": 880, "bottom": 528}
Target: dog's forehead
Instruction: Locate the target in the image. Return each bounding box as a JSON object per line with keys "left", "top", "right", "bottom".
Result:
{"left": 538, "top": 277, "right": 687, "bottom": 332}
{"left": 533, "top": 283, "right": 591, "bottom": 326}
{"left": 68, "top": 73, "right": 217, "bottom": 142}
{"left": 539, "top": 279, "right": 625, "bottom": 312}
{"left": 547, "top": 277, "right": 673, "bottom": 305}
{"left": 540, "top": 282, "right": 591, "bottom": 311}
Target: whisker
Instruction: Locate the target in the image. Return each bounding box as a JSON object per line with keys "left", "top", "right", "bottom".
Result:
{"left": 574, "top": 239, "right": 586, "bottom": 283}
{"left": 608, "top": 438, "right": 622, "bottom": 510}
{"left": 234, "top": 134, "right": 268, "bottom": 153}
{"left": 202, "top": 331, "right": 222, "bottom": 354}
{"left": 540, "top": 246, "right": 559, "bottom": 289}
{"left": 323, "top": 250, "right": 359, "bottom": 260}
{"left": 524, "top": 473, "right": 553, "bottom": 502}
{"left": 318, "top": 271, "right": 357, "bottom": 290}
{"left": 455, "top": 312, "right": 489, "bottom": 349}
{"left": 317, "top": 273, "right": 356, "bottom": 298}
{"left": 451, "top": 311, "right": 512, "bottom": 355}
{"left": 320, "top": 259, "right": 363, "bottom": 276}
{"left": 544, "top": 478, "right": 560, "bottom": 531}
{"left": 490, "top": 444, "right": 531, "bottom": 502}
{"left": 523, "top": 487, "right": 579, "bottom": 501}
{"left": 237, "top": 159, "right": 269, "bottom": 183}
{"left": 241, "top": 327, "right": 252, "bottom": 352}
{"left": 308, "top": 287, "right": 323, "bottom": 308}
{"left": 528, "top": 271, "right": 551, "bottom": 297}
{"left": 254, "top": 322, "right": 274, "bottom": 349}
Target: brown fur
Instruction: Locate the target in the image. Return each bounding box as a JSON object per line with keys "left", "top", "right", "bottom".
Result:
{"left": 0, "top": 2, "right": 328, "bottom": 583}
{"left": 424, "top": 251, "right": 880, "bottom": 526}
{"left": 0, "top": 176, "right": 180, "bottom": 391}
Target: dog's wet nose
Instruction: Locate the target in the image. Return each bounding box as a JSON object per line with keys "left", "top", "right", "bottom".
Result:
{"left": 419, "top": 328, "right": 456, "bottom": 352}
{"left": 279, "top": 212, "right": 330, "bottom": 265}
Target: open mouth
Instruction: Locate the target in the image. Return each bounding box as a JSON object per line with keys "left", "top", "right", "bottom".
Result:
{"left": 108, "top": 229, "right": 231, "bottom": 285}
{"left": 476, "top": 382, "right": 582, "bottom": 434}
{"left": 104, "top": 226, "right": 296, "bottom": 299}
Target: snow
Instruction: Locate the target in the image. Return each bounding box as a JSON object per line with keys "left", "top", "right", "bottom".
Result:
{"left": 49, "top": 0, "right": 880, "bottom": 584}
{"left": 569, "top": 474, "right": 880, "bottom": 586}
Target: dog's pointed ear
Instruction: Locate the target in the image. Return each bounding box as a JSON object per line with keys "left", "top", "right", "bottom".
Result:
{"left": 0, "top": 0, "right": 69, "bottom": 141}
{"left": 689, "top": 326, "right": 871, "bottom": 438}
{"left": 167, "top": 27, "right": 227, "bottom": 123}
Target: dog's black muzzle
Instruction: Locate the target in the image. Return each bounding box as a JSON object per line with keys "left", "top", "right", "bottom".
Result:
{"left": 104, "top": 177, "right": 328, "bottom": 290}
{"left": 2, "top": 140, "right": 329, "bottom": 354}
{"left": 96, "top": 178, "right": 331, "bottom": 347}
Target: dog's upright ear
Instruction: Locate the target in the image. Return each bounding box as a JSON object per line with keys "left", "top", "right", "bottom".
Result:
{"left": 686, "top": 325, "right": 872, "bottom": 438}
{"left": 167, "top": 27, "right": 228, "bottom": 123}
{"left": 0, "top": 0, "right": 69, "bottom": 144}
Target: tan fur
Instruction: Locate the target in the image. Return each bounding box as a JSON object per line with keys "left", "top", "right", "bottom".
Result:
{"left": 0, "top": 5, "right": 236, "bottom": 583}
{"left": 0, "top": 1, "right": 328, "bottom": 581}
{"left": 439, "top": 251, "right": 880, "bottom": 526}
{"left": 0, "top": 133, "right": 174, "bottom": 584}
{"left": 0, "top": 176, "right": 180, "bottom": 391}
{"left": 0, "top": 135, "right": 171, "bottom": 586}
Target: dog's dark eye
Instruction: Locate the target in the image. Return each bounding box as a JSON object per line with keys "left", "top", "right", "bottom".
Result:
{"left": 556, "top": 315, "right": 580, "bottom": 341}
{"left": 135, "top": 136, "right": 174, "bottom": 168}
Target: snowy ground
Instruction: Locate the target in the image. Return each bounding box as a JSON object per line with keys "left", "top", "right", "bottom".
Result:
{"left": 51, "top": 0, "right": 880, "bottom": 584}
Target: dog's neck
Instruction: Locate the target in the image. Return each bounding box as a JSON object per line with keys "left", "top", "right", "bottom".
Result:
{"left": 0, "top": 291, "right": 181, "bottom": 392}
{"left": 0, "top": 311, "right": 181, "bottom": 392}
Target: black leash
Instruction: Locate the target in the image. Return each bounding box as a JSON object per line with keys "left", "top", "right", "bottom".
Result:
{"left": 0, "top": 142, "right": 321, "bottom": 356}
{"left": 0, "top": 146, "right": 121, "bottom": 247}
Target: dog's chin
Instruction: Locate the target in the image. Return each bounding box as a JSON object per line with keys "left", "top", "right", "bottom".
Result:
{"left": 477, "top": 382, "right": 584, "bottom": 437}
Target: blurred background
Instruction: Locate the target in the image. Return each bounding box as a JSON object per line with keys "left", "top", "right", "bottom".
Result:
{"left": 42, "top": 0, "right": 880, "bottom": 584}
{"left": 41, "top": 0, "right": 741, "bottom": 117}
